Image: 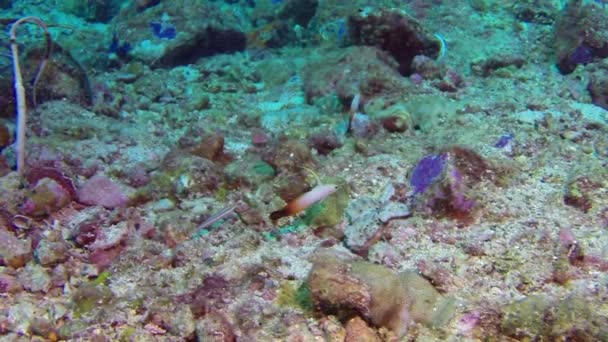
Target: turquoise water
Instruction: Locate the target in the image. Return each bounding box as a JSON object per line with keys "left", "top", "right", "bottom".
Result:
{"left": 0, "top": 0, "right": 607, "bottom": 340}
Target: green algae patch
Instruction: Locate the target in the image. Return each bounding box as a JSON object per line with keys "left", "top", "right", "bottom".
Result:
{"left": 71, "top": 283, "right": 114, "bottom": 318}
{"left": 276, "top": 280, "right": 314, "bottom": 315}
{"left": 92, "top": 271, "right": 111, "bottom": 286}
{"left": 253, "top": 161, "right": 276, "bottom": 177}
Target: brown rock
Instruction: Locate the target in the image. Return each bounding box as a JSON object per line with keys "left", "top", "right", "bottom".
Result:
{"left": 348, "top": 8, "right": 440, "bottom": 75}
{"left": 191, "top": 133, "right": 225, "bottom": 162}
{"left": 308, "top": 249, "right": 452, "bottom": 338}
{"left": 35, "top": 240, "right": 69, "bottom": 267}
{"left": 344, "top": 316, "right": 381, "bottom": 342}
{"left": 195, "top": 311, "right": 235, "bottom": 342}
{"left": 588, "top": 69, "right": 608, "bottom": 110}
{"left": 0, "top": 228, "right": 33, "bottom": 268}
{"left": 308, "top": 252, "right": 372, "bottom": 321}
{"left": 0, "top": 273, "right": 22, "bottom": 293}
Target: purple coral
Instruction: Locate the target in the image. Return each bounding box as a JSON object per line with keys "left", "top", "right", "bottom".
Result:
{"left": 410, "top": 149, "right": 486, "bottom": 223}
{"left": 410, "top": 153, "right": 447, "bottom": 194}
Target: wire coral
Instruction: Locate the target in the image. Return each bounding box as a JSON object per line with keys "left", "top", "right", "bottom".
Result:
{"left": 6, "top": 16, "right": 53, "bottom": 175}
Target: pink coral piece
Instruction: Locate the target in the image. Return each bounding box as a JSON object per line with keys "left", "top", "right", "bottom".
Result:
{"left": 77, "top": 174, "right": 128, "bottom": 209}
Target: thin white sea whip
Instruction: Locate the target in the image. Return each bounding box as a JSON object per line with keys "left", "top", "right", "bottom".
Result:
{"left": 9, "top": 16, "right": 52, "bottom": 175}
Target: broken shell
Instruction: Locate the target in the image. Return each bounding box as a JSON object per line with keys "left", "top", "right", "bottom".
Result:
{"left": 12, "top": 214, "right": 32, "bottom": 230}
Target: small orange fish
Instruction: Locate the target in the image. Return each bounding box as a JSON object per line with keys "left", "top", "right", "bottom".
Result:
{"left": 270, "top": 184, "right": 338, "bottom": 221}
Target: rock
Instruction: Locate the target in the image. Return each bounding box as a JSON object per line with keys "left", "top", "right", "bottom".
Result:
{"left": 195, "top": 311, "right": 235, "bottom": 342}
{"left": 111, "top": 2, "right": 247, "bottom": 67}
{"left": 35, "top": 240, "right": 69, "bottom": 267}
{"left": 58, "top": 0, "right": 120, "bottom": 23}
{"left": 190, "top": 133, "right": 226, "bottom": 162}
{"left": 135, "top": 0, "right": 159, "bottom": 11}
{"left": 498, "top": 294, "right": 608, "bottom": 339}
{"left": 224, "top": 156, "right": 275, "bottom": 188}
{"left": 18, "top": 263, "right": 52, "bottom": 293}
{"left": 35, "top": 102, "right": 111, "bottom": 140}
{"left": 51, "top": 264, "right": 69, "bottom": 288}
{"left": 149, "top": 306, "right": 196, "bottom": 339}
{"left": 347, "top": 8, "right": 440, "bottom": 75}
{"left": 23, "top": 43, "right": 92, "bottom": 106}
{"left": 377, "top": 202, "right": 411, "bottom": 223}
{"left": 64, "top": 206, "right": 108, "bottom": 244}
{"left": 21, "top": 178, "right": 72, "bottom": 217}
{"left": 88, "top": 246, "right": 124, "bottom": 271}
{"left": 71, "top": 283, "right": 114, "bottom": 317}
{"left": 302, "top": 46, "right": 406, "bottom": 107}
{"left": 262, "top": 139, "right": 315, "bottom": 175}
{"left": 372, "top": 103, "right": 413, "bottom": 134}
{"left": 7, "top": 300, "right": 36, "bottom": 335}
{"left": 308, "top": 249, "right": 455, "bottom": 338}
{"left": 259, "top": 105, "right": 322, "bottom": 136}
{"left": 411, "top": 54, "right": 444, "bottom": 80}
{"left": 308, "top": 131, "right": 343, "bottom": 156}
{"left": 344, "top": 209, "right": 380, "bottom": 254}
{"left": 470, "top": 54, "right": 525, "bottom": 77}
{"left": 554, "top": 1, "right": 608, "bottom": 74}
{"left": 344, "top": 194, "right": 399, "bottom": 255}
{"left": 30, "top": 317, "right": 59, "bottom": 341}
{"left": 87, "top": 221, "right": 132, "bottom": 251}
{"left": 124, "top": 164, "right": 151, "bottom": 188}
{"left": 380, "top": 115, "right": 409, "bottom": 133}
{"left": 350, "top": 113, "right": 379, "bottom": 139}
{"left": 0, "top": 172, "right": 29, "bottom": 214}
{"left": 344, "top": 316, "right": 381, "bottom": 342}
{"left": 0, "top": 273, "right": 22, "bottom": 293}
{"left": 588, "top": 69, "right": 608, "bottom": 110}
{"left": 0, "top": 228, "right": 33, "bottom": 268}
{"left": 277, "top": 0, "right": 319, "bottom": 27}
{"left": 77, "top": 174, "right": 129, "bottom": 209}
{"left": 512, "top": 2, "right": 556, "bottom": 24}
